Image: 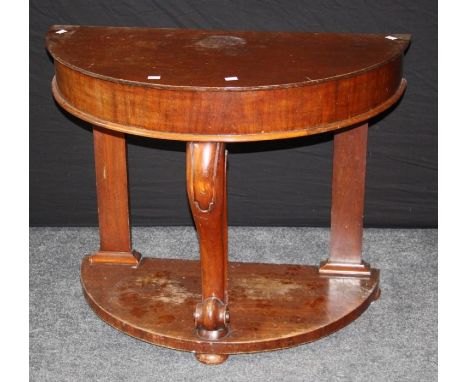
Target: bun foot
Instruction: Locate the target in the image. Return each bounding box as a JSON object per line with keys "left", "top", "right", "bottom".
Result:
{"left": 372, "top": 288, "right": 381, "bottom": 302}
{"left": 195, "top": 353, "right": 229, "bottom": 365}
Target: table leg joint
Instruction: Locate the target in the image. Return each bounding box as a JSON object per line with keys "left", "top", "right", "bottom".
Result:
{"left": 318, "top": 259, "right": 371, "bottom": 276}
{"left": 88, "top": 250, "right": 142, "bottom": 267}
{"left": 194, "top": 297, "right": 230, "bottom": 340}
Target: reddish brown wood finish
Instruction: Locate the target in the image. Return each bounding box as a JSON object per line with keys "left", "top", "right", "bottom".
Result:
{"left": 46, "top": 26, "right": 409, "bottom": 89}
{"left": 52, "top": 77, "right": 406, "bottom": 142}
{"left": 46, "top": 26, "right": 409, "bottom": 142}
{"left": 90, "top": 127, "right": 140, "bottom": 266}
{"left": 320, "top": 124, "right": 370, "bottom": 275}
{"left": 46, "top": 26, "right": 410, "bottom": 365}
{"left": 195, "top": 353, "right": 229, "bottom": 365}
{"left": 186, "top": 142, "right": 229, "bottom": 340}
{"left": 81, "top": 257, "right": 380, "bottom": 357}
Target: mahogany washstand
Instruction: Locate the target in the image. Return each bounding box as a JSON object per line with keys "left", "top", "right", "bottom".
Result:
{"left": 46, "top": 26, "right": 410, "bottom": 365}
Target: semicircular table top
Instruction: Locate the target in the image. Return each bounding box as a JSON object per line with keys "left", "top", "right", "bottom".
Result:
{"left": 46, "top": 25, "right": 410, "bottom": 142}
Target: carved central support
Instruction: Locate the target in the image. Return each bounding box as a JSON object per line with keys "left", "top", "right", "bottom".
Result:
{"left": 194, "top": 297, "right": 230, "bottom": 340}
{"left": 186, "top": 142, "right": 229, "bottom": 340}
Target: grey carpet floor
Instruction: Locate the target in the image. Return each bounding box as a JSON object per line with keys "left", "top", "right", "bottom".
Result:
{"left": 30, "top": 227, "right": 437, "bottom": 382}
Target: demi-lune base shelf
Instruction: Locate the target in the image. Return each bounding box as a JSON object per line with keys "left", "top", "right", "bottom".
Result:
{"left": 81, "top": 257, "right": 380, "bottom": 363}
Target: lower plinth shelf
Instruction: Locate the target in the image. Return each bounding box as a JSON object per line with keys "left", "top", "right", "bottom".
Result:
{"left": 81, "top": 257, "right": 379, "bottom": 361}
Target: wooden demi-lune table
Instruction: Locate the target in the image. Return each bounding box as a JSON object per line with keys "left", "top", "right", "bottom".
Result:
{"left": 46, "top": 25, "right": 410, "bottom": 365}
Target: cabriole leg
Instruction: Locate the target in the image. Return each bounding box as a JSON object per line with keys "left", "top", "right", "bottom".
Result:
{"left": 187, "top": 142, "right": 229, "bottom": 364}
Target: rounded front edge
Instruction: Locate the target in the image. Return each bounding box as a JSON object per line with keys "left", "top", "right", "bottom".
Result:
{"left": 80, "top": 257, "right": 380, "bottom": 356}
{"left": 52, "top": 59, "right": 406, "bottom": 142}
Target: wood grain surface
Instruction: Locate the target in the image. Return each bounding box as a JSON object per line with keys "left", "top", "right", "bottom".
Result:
{"left": 47, "top": 26, "right": 408, "bottom": 364}
{"left": 89, "top": 127, "right": 140, "bottom": 266}
{"left": 47, "top": 26, "right": 409, "bottom": 142}
{"left": 186, "top": 142, "right": 230, "bottom": 340}
{"left": 81, "top": 257, "right": 380, "bottom": 355}
{"left": 320, "top": 124, "right": 371, "bottom": 276}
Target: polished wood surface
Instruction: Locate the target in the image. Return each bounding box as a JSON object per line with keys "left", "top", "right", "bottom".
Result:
{"left": 81, "top": 257, "right": 380, "bottom": 357}
{"left": 89, "top": 127, "right": 140, "bottom": 266}
{"left": 46, "top": 26, "right": 409, "bottom": 88}
{"left": 186, "top": 142, "right": 229, "bottom": 340}
{"left": 320, "top": 123, "right": 371, "bottom": 276}
{"left": 47, "top": 26, "right": 409, "bottom": 142}
{"left": 46, "top": 26, "right": 409, "bottom": 365}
